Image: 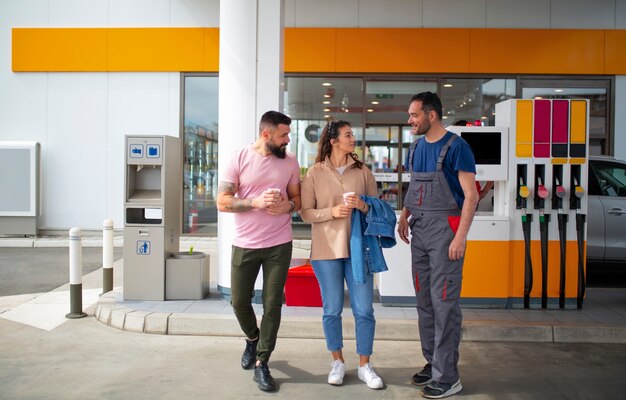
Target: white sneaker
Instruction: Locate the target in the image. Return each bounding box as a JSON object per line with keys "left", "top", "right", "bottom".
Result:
{"left": 358, "top": 363, "right": 383, "bottom": 389}
{"left": 328, "top": 360, "right": 346, "bottom": 385}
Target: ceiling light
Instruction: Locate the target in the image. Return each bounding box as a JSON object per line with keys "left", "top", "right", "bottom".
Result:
{"left": 442, "top": 116, "right": 448, "bottom": 119}
{"left": 367, "top": 108, "right": 374, "bottom": 113}
{"left": 323, "top": 101, "right": 331, "bottom": 105}
{"left": 555, "top": 89, "right": 563, "bottom": 92}
{"left": 322, "top": 82, "right": 331, "bottom": 86}
{"left": 535, "top": 96, "right": 543, "bottom": 100}
{"left": 371, "top": 101, "right": 379, "bottom": 105}
{"left": 323, "top": 94, "right": 331, "bottom": 98}
{"left": 324, "top": 115, "right": 330, "bottom": 118}
{"left": 323, "top": 108, "right": 330, "bottom": 112}
{"left": 443, "top": 83, "right": 453, "bottom": 88}
{"left": 481, "top": 116, "right": 487, "bottom": 119}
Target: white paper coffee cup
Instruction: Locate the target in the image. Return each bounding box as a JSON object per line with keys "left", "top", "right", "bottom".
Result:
{"left": 342, "top": 192, "right": 355, "bottom": 205}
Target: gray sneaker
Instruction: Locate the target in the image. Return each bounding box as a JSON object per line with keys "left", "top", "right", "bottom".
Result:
{"left": 421, "top": 379, "right": 462, "bottom": 399}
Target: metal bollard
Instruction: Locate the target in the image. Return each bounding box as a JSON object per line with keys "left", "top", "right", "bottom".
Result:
{"left": 102, "top": 219, "right": 114, "bottom": 294}
{"left": 66, "top": 227, "right": 87, "bottom": 319}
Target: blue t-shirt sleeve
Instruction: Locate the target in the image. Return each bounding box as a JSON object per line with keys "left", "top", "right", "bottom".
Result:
{"left": 452, "top": 139, "right": 477, "bottom": 174}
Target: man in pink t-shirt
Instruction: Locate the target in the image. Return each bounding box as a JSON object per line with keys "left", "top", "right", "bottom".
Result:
{"left": 217, "top": 111, "right": 301, "bottom": 392}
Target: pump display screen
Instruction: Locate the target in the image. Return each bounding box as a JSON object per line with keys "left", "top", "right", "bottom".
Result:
{"left": 460, "top": 131, "right": 501, "bottom": 165}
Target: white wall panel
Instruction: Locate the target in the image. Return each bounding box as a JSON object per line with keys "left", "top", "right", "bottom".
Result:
{"left": 0, "top": 74, "right": 48, "bottom": 142}
{"left": 614, "top": 76, "right": 626, "bottom": 161}
{"left": 617, "top": 0, "right": 626, "bottom": 29}
{"left": 423, "top": 0, "right": 486, "bottom": 28}
{"left": 106, "top": 73, "right": 175, "bottom": 228}
{"left": 45, "top": 73, "right": 108, "bottom": 229}
{"left": 171, "top": 0, "right": 219, "bottom": 27}
{"left": 486, "top": 0, "right": 550, "bottom": 28}
{"left": 109, "top": 0, "right": 171, "bottom": 27}
{"left": 294, "top": 0, "right": 358, "bottom": 27}
{"left": 284, "top": 0, "right": 296, "bottom": 27}
{"left": 551, "top": 0, "right": 616, "bottom": 29}
{"left": 358, "top": 0, "right": 422, "bottom": 27}
{"left": 49, "top": 0, "right": 110, "bottom": 26}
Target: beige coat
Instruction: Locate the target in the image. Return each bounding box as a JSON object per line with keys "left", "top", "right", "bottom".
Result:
{"left": 300, "top": 156, "right": 378, "bottom": 260}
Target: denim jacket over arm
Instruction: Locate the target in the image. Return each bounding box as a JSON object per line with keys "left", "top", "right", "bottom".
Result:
{"left": 349, "top": 196, "right": 397, "bottom": 284}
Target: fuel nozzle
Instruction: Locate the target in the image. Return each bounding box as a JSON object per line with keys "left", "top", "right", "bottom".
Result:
{"left": 536, "top": 177, "right": 549, "bottom": 200}
{"left": 519, "top": 177, "right": 530, "bottom": 200}
{"left": 536, "top": 177, "right": 549, "bottom": 223}
{"left": 555, "top": 178, "right": 566, "bottom": 199}
{"left": 573, "top": 177, "right": 584, "bottom": 211}
{"left": 519, "top": 177, "right": 530, "bottom": 222}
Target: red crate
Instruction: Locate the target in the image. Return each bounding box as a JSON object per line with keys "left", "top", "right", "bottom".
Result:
{"left": 285, "top": 265, "right": 322, "bottom": 307}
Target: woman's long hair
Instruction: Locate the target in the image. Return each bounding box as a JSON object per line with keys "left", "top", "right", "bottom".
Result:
{"left": 315, "top": 120, "right": 363, "bottom": 168}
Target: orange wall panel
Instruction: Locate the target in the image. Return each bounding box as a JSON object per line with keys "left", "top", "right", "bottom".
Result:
{"left": 335, "top": 28, "right": 470, "bottom": 73}
{"left": 203, "top": 28, "right": 220, "bottom": 72}
{"left": 284, "top": 28, "right": 336, "bottom": 72}
{"left": 108, "top": 28, "right": 205, "bottom": 72}
{"left": 461, "top": 241, "right": 510, "bottom": 298}
{"left": 12, "top": 27, "right": 626, "bottom": 74}
{"left": 604, "top": 30, "right": 626, "bottom": 74}
{"left": 469, "top": 29, "right": 605, "bottom": 74}
{"left": 12, "top": 28, "right": 107, "bottom": 72}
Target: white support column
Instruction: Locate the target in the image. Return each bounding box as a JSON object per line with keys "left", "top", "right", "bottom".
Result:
{"left": 217, "top": 0, "right": 285, "bottom": 296}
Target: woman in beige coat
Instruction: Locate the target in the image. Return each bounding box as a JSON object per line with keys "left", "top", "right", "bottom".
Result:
{"left": 300, "top": 120, "right": 383, "bottom": 390}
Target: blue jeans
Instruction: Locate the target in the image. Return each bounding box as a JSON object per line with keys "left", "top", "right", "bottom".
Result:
{"left": 312, "top": 258, "right": 376, "bottom": 356}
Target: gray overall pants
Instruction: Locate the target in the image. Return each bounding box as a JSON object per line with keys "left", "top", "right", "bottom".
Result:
{"left": 405, "top": 135, "right": 463, "bottom": 384}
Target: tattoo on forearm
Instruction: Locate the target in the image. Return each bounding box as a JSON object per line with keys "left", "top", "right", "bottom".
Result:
{"left": 228, "top": 199, "right": 253, "bottom": 212}
{"left": 219, "top": 181, "right": 253, "bottom": 212}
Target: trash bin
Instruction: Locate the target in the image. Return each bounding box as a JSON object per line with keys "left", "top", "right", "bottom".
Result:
{"left": 165, "top": 252, "right": 209, "bottom": 300}
{"left": 284, "top": 264, "right": 322, "bottom": 307}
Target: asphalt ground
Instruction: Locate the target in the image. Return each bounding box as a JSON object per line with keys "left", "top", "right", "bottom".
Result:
{"left": 0, "top": 247, "right": 123, "bottom": 297}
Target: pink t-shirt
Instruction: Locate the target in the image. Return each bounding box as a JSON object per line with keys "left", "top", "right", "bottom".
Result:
{"left": 222, "top": 145, "right": 301, "bottom": 249}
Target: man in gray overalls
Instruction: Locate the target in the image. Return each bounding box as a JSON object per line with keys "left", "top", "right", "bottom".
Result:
{"left": 398, "top": 92, "right": 478, "bottom": 399}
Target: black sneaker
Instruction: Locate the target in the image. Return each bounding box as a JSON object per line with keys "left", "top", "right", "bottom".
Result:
{"left": 253, "top": 361, "right": 276, "bottom": 391}
{"left": 241, "top": 338, "right": 257, "bottom": 370}
{"left": 421, "top": 379, "right": 462, "bottom": 399}
{"left": 411, "top": 363, "right": 433, "bottom": 386}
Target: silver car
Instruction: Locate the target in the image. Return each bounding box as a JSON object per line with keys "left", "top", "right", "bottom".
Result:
{"left": 587, "top": 155, "right": 626, "bottom": 263}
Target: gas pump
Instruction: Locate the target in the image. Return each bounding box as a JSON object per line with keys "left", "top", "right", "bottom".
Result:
{"left": 496, "top": 98, "right": 589, "bottom": 309}
{"left": 534, "top": 165, "right": 550, "bottom": 309}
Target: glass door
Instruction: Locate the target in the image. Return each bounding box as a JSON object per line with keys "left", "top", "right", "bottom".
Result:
{"left": 364, "top": 80, "right": 436, "bottom": 209}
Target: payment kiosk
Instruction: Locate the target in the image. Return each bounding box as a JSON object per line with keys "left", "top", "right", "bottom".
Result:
{"left": 123, "top": 135, "right": 181, "bottom": 301}
{"left": 378, "top": 99, "right": 589, "bottom": 309}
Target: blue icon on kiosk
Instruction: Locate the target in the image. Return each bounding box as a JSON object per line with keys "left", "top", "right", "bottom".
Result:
{"left": 130, "top": 144, "right": 143, "bottom": 158}
{"left": 147, "top": 144, "right": 160, "bottom": 158}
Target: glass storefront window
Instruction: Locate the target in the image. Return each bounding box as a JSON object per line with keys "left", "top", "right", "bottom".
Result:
{"left": 284, "top": 77, "right": 363, "bottom": 172}
{"left": 182, "top": 75, "right": 219, "bottom": 234}
{"left": 440, "top": 78, "right": 516, "bottom": 127}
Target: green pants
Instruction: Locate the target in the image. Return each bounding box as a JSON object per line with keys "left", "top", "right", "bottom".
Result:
{"left": 231, "top": 241, "right": 292, "bottom": 363}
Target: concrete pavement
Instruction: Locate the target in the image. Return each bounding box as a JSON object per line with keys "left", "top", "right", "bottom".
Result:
{"left": 2, "top": 315, "right": 626, "bottom": 399}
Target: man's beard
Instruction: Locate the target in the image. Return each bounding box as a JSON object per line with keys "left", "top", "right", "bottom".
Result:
{"left": 416, "top": 119, "right": 431, "bottom": 135}
{"left": 266, "top": 142, "right": 287, "bottom": 159}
